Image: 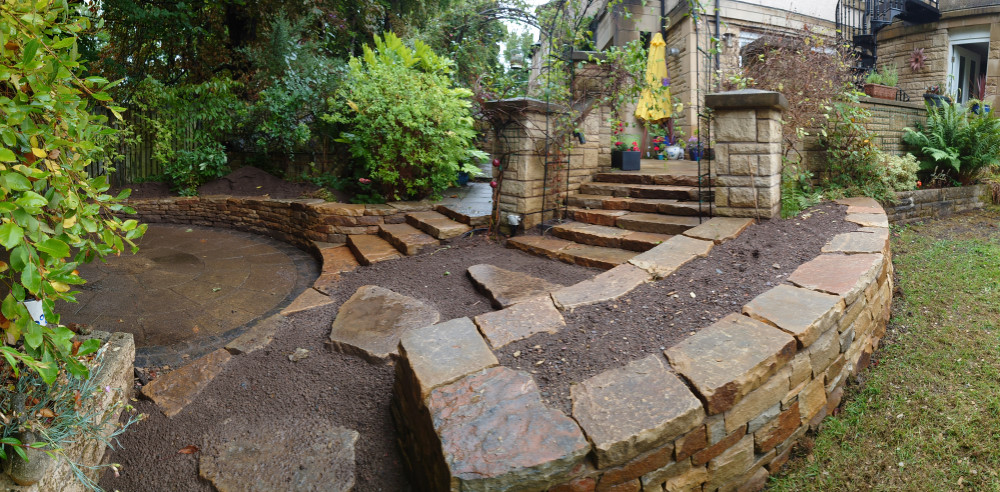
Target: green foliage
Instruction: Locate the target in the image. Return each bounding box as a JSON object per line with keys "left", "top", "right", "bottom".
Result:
{"left": 324, "top": 33, "right": 484, "bottom": 201}
{"left": 864, "top": 71, "right": 883, "bottom": 85}
{"left": 881, "top": 63, "right": 899, "bottom": 87}
{"left": 0, "top": 0, "right": 145, "bottom": 384}
{"left": 780, "top": 161, "right": 823, "bottom": 218}
{"left": 132, "top": 78, "right": 243, "bottom": 195}
{"left": 903, "top": 101, "right": 1000, "bottom": 184}
{"left": 882, "top": 153, "right": 920, "bottom": 191}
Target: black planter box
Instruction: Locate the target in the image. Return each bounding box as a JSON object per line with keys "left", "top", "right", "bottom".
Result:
{"left": 612, "top": 150, "right": 640, "bottom": 171}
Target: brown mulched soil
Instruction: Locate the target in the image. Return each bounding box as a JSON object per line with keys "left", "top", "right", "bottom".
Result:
{"left": 115, "top": 166, "right": 324, "bottom": 200}
{"left": 100, "top": 201, "right": 854, "bottom": 491}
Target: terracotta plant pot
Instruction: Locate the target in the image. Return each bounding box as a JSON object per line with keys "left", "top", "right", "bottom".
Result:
{"left": 864, "top": 83, "right": 897, "bottom": 100}
{"left": 611, "top": 150, "right": 640, "bottom": 171}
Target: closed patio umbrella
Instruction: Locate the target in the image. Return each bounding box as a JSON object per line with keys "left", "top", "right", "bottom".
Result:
{"left": 635, "top": 32, "right": 672, "bottom": 122}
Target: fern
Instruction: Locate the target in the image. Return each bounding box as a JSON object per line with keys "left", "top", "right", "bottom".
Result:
{"left": 903, "top": 101, "right": 1000, "bottom": 183}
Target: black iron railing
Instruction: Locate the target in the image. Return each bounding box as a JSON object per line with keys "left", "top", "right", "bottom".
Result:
{"left": 837, "top": 0, "right": 941, "bottom": 72}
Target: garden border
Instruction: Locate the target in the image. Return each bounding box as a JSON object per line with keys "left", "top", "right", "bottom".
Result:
{"left": 884, "top": 184, "right": 990, "bottom": 225}
{"left": 391, "top": 197, "right": 892, "bottom": 491}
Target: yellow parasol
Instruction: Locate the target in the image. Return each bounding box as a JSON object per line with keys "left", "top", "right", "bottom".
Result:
{"left": 635, "top": 32, "right": 672, "bottom": 122}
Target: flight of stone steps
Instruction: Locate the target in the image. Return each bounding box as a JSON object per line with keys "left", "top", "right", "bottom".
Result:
{"left": 508, "top": 159, "right": 714, "bottom": 269}
{"left": 346, "top": 207, "right": 483, "bottom": 265}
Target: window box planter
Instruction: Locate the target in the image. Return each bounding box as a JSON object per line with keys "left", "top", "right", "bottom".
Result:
{"left": 923, "top": 93, "right": 951, "bottom": 107}
{"left": 864, "top": 83, "right": 897, "bottom": 100}
{"left": 611, "top": 150, "right": 641, "bottom": 171}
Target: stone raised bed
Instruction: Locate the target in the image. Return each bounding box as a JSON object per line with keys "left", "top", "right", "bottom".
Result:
{"left": 391, "top": 198, "right": 893, "bottom": 491}
{"left": 884, "top": 184, "right": 990, "bottom": 225}
{"left": 121, "top": 196, "right": 440, "bottom": 250}
{"left": 1, "top": 332, "right": 135, "bottom": 491}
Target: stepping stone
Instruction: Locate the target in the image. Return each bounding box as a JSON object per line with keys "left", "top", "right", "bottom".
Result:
{"left": 225, "top": 313, "right": 285, "bottom": 355}
{"left": 616, "top": 213, "right": 702, "bottom": 235}
{"left": 551, "top": 222, "right": 632, "bottom": 248}
{"left": 406, "top": 211, "right": 471, "bottom": 239}
{"left": 398, "top": 317, "right": 498, "bottom": 400}
{"left": 683, "top": 217, "right": 755, "bottom": 244}
{"left": 313, "top": 244, "right": 359, "bottom": 294}
{"left": 467, "top": 264, "right": 563, "bottom": 309}
{"left": 328, "top": 285, "right": 440, "bottom": 363}
{"left": 571, "top": 355, "right": 704, "bottom": 468}
{"left": 568, "top": 208, "right": 629, "bottom": 226}
{"left": 507, "top": 235, "right": 573, "bottom": 260}
{"left": 621, "top": 231, "right": 672, "bottom": 252}
{"left": 664, "top": 313, "right": 796, "bottom": 415}
{"left": 378, "top": 223, "right": 440, "bottom": 255}
{"left": 426, "top": 366, "right": 590, "bottom": 489}
{"left": 347, "top": 234, "right": 401, "bottom": 266}
{"left": 436, "top": 205, "right": 490, "bottom": 227}
{"left": 629, "top": 235, "right": 714, "bottom": 279}
{"left": 200, "top": 423, "right": 358, "bottom": 492}
{"left": 560, "top": 243, "right": 638, "bottom": 269}
{"left": 473, "top": 296, "right": 565, "bottom": 348}
{"left": 552, "top": 264, "right": 651, "bottom": 311}
{"left": 281, "top": 288, "right": 335, "bottom": 316}
{"left": 141, "top": 348, "right": 232, "bottom": 417}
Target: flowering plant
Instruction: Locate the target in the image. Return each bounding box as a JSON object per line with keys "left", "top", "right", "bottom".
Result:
{"left": 686, "top": 136, "right": 702, "bottom": 149}
{"left": 613, "top": 140, "right": 639, "bottom": 152}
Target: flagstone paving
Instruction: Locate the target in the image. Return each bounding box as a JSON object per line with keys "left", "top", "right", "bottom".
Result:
{"left": 327, "top": 285, "right": 441, "bottom": 363}
{"left": 61, "top": 224, "right": 318, "bottom": 367}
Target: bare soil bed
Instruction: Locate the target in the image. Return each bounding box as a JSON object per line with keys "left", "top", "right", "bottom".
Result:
{"left": 100, "top": 201, "right": 854, "bottom": 491}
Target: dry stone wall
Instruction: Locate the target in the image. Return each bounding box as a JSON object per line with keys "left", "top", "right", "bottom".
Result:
{"left": 884, "top": 184, "right": 990, "bottom": 225}
{"left": 120, "top": 196, "right": 436, "bottom": 250}
{"left": 392, "top": 198, "right": 894, "bottom": 491}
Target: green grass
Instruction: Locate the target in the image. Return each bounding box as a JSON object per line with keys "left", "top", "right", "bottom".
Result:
{"left": 768, "top": 208, "right": 1000, "bottom": 491}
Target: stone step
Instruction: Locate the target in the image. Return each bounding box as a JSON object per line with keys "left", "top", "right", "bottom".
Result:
{"left": 579, "top": 182, "right": 709, "bottom": 201}
{"left": 347, "top": 234, "right": 402, "bottom": 265}
{"left": 507, "top": 235, "right": 638, "bottom": 270}
{"left": 593, "top": 171, "right": 705, "bottom": 187}
{"left": 566, "top": 195, "right": 708, "bottom": 216}
{"left": 615, "top": 213, "right": 704, "bottom": 235}
{"left": 378, "top": 223, "right": 440, "bottom": 256}
{"left": 436, "top": 205, "right": 490, "bottom": 227}
{"left": 550, "top": 222, "right": 671, "bottom": 252}
{"left": 407, "top": 211, "right": 472, "bottom": 239}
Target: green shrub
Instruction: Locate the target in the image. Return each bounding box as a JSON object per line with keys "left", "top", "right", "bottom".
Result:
{"left": 323, "top": 33, "right": 484, "bottom": 201}
{"left": 903, "top": 101, "right": 1000, "bottom": 184}
{"left": 882, "top": 153, "right": 920, "bottom": 191}
{"left": 780, "top": 160, "right": 823, "bottom": 218}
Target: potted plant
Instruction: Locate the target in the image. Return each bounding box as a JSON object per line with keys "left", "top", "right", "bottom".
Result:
{"left": 923, "top": 84, "right": 951, "bottom": 107}
{"left": 863, "top": 64, "right": 899, "bottom": 100}
{"left": 612, "top": 140, "right": 641, "bottom": 170}
{"left": 971, "top": 74, "right": 991, "bottom": 114}
{"left": 686, "top": 136, "right": 704, "bottom": 161}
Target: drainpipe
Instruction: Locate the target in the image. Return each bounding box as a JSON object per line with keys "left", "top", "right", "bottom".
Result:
{"left": 661, "top": 0, "right": 667, "bottom": 39}
{"left": 715, "top": 0, "right": 721, "bottom": 88}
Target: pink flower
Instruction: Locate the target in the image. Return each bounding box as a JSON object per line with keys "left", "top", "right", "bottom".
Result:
{"left": 358, "top": 178, "right": 372, "bottom": 184}
{"left": 615, "top": 141, "right": 623, "bottom": 146}
{"left": 654, "top": 146, "right": 660, "bottom": 151}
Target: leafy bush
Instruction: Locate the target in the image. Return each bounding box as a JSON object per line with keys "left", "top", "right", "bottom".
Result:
{"left": 323, "top": 33, "right": 484, "bottom": 201}
{"left": 0, "top": 0, "right": 146, "bottom": 484}
{"left": 903, "top": 101, "right": 1000, "bottom": 184}
{"left": 781, "top": 161, "right": 823, "bottom": 218}
{"left": 820, "top": 97, "right": 918, "bottom": 201}
{"left": 132, "top": 78, "right": 244, "bottom": 195}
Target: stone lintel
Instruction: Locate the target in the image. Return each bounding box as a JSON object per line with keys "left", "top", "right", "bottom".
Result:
{"left": 705, "top": 90, "right": 789, "bottom": 111}
{"left": 665, "top": 314, "right": 796, "bottom": 415}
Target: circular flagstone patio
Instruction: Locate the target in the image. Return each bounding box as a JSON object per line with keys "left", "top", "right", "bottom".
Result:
{"left": 59, "top": 224, "right": 318, "bottom": 367}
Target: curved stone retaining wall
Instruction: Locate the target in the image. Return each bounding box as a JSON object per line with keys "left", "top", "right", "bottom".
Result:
{"left": 392, "top": 197, "right": 893, "bottom": 491}
{"left": 121, "top": 196, "right": 436, "bottom": 250}
{"left": 885, "top": 184, "right": 989, "bottom": 225}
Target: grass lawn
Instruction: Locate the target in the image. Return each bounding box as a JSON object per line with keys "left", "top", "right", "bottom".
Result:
{"left": 768, "top": 207, "right": 1000, "bottom": 491}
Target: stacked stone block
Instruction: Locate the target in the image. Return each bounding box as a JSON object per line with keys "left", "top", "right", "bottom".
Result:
{"left": 706, "top": 90, "right": 787, "bottom": 219}
{"left": 391, "top": 207, "right": 894, "bottom": 491}
{"left": 884, "top": 184, "right": 990, "bottom": 224}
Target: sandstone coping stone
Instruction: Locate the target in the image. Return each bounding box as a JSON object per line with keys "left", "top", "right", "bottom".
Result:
{"left": 705, "top": 89, "right": 788, "bottom": 111}
{"left": 552, "top": 264, "right": 651, "bottom": 311}
{"left": 845, "top": 213, "right": 889, "bottom": 228}
{"left": 742, "top": 284, "right": 845, "bottom": 349}
{"left": 681, "top": 217, "right": 755, "bottom": 244}
{"left": 225, "top": 313, "right": 285, "bottom": 355}
{"left": 834, "top": 196, "right": 883, "bottom": 214}
{"left": 627, "top": 235, "right": 713, "bottom": 279}
{"left": 428, "top": 366, "right": 590, "bottom": 490}
{"left": 821, "top": 230, "right": 890, "bottom": 255}
{"left": 467, "top": 264, "right": 563, "bottom": 309}
{"left": 473, "top": 295, "right": 565, "bottom": 348}
{"left": 571, "top": 355, "right": 704, "bottom": 469}
{"left": 665, "top": 313, "right": 796, "bottom": 415}
{"left": 280, "top": 288, "right": 335, "bottom": 315}
{"left": 328, "top": 285, "right": 440, "bottom": 363}
{"left": 787, "top": 253, "right": 884, "bottom": 304}
{"left": 398, "top": 317, "right": 498, "bottom": 400}
{"left": 141, "top": 348, "right": 231, "bottom": 417}
{"left": 199, "top": 424, "right": 359, "bottom": 492}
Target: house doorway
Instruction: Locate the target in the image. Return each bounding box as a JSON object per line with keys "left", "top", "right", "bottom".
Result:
{"left": 949, "top": 27, "right": 990, "bottom": 103}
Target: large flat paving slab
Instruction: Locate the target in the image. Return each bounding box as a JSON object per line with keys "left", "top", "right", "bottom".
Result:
{"left": 328, "top": 285, "right": 440, "bottom": 363}
{"left": 467, "top": 264, "right": 563, "bottom": 309}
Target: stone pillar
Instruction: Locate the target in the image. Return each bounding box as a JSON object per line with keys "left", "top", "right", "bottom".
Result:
{"left": 705, "top": 89, "right": 788, "bottom": 219}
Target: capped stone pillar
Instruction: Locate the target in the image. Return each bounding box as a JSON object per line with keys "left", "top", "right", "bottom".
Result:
{"left": 705, "top": 89, "right": 788, "bottom": 219}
